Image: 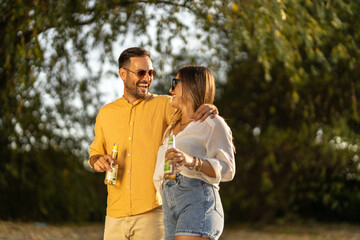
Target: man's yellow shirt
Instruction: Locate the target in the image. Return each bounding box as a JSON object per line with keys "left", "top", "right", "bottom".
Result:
{"left": 89, "top": 94, "right": 177, "bottom": 217}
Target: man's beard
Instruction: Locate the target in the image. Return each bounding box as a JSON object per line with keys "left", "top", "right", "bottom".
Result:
{"left": 124, "top": 81, "right": 148, "bottom": 100}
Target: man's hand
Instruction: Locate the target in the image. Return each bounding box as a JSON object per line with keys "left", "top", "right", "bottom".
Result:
{"left": 192, "top": 104, "right": 218, "bottom": 122}
{"left": 90, "top": 154, "right": 114, "bottom": 172}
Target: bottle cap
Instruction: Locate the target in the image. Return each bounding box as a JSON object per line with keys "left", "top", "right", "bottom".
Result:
{"left": 113, "top": 144, "right": 118, "bottom": 151}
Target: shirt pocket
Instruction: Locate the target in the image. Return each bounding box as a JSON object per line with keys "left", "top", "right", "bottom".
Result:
{"left": 212, "top": 186, "right": 224, "bottom": 218}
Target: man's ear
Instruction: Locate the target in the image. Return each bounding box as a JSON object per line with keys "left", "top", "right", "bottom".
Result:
{"left": 119, "top": 68, "right": 126, "bottom": 81}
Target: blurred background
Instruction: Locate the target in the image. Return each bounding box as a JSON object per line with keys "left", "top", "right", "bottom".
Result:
{"left": 1, "top": 0, "right": 360, "bottom": 229}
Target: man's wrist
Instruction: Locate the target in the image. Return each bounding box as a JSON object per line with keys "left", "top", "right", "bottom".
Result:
{"left": 89, "top": 155, "right": 101, "bottom": 169}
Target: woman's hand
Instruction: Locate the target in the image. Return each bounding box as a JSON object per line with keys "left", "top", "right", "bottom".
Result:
{"left": 165, "top": 148, "right": 216, "bottom": 177}
{"left": 165, "top": 148, "right": 195, "bottom": 169}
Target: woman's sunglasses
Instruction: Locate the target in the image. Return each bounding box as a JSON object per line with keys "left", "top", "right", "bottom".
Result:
{"left": 171, "top": 78, "right": 181, "bottom": 91}
{"left": 124, "top": 68, "right": 156, "bottom": 78}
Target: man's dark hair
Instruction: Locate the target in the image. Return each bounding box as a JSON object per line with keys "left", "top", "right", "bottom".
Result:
{"left": 118, "top": 47, "right": 151, "bottom": 69}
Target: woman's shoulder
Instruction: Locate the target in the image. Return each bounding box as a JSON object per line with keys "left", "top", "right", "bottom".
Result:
{"left": 203, "top": 115, "right": 230, "bottom": 129}
{"left": 189, "top": 115, "right": 232, "bottom": 135}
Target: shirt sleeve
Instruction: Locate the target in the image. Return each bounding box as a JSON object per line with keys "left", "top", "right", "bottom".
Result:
{"left": 88, "top": 110, "right": 106, "bottom": 168}
{"left": 201, "top": 117, "right": 236, "bottom": 184}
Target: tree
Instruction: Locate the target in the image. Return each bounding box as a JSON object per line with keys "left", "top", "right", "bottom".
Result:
{"left": 0, "top": 0, "right": 197, "bottom": 222}
{"left": 194, "top": 0, "right": 360, "bottom": 223}
{"left": 2, "top": 0, "right": 360, "bottom": 224}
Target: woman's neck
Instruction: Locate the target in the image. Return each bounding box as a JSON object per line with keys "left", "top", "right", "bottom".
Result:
{"left": 180, "top": 105, "right": 194, "bottom": 123}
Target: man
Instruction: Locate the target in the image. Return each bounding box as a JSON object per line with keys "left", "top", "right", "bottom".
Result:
{"left": 89, "top": 47, "right": 217, "bottom": 240}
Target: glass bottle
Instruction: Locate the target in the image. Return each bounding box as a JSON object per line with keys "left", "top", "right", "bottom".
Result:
{"left": 164, "top": 135, "right": 176, "bottom": 180}
{"left": 104, "top": 144, "right": 119, "bottom": 185}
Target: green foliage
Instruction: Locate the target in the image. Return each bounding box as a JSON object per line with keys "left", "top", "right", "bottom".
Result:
{"left": 216, "top": 56, "right": 360, "bottom": 223}
{"left": 0, "top": 0, "right": 196, "bottom": 222}
{"left": 187, "top": 0, "right": 360, "bottom": 223}
{"left": 195, "top": 0, "right": 360, "bottom": 86}
{"left": 0, "top": 146, "right": 107, "bottom": 222}
{"left": 2, "top": 0, "right": 360, "bottom": 224}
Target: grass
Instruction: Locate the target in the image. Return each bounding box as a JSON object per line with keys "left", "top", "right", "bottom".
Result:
{"left": 221, "top": 221, "right": 360, "bottom": 240}
{"left": 1, "top": 220, "right": 360, "bottom": 240}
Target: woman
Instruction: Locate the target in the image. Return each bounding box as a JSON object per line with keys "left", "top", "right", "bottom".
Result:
{"left": 153, "top": 65, "right": 236, "bottom": 240}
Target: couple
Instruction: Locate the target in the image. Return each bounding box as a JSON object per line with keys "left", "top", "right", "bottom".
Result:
{"left": 89, "top": 47, "right": 235, "bottom": 240}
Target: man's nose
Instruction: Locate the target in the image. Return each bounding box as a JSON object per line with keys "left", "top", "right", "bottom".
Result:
{"left": 143, "top": 72, "right": 152, "bottom": 81}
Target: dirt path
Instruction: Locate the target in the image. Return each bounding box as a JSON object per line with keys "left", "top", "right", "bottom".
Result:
{"left": 1, "top": 221, "right": 360, "bottom": 240}
{"left": 0, "top": 221, "right": 103, "bottom": 240}
{"left": 222, "top": 223, "right": 360, "bottom": 240}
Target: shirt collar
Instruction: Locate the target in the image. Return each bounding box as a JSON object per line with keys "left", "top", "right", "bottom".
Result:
{"left": 120, "top": 93, "right": 152, "bottom": 107}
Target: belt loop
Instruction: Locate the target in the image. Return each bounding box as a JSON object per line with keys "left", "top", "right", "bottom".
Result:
{"left": 175, "top": 172, "right": 181, "bottom": 184}
{"left": 160, "top": 179, "right": 165, "bottom": 190}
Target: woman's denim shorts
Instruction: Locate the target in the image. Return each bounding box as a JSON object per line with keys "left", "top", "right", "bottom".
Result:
{"left": 161, "top": 173, "right": 224, "bottom": 240}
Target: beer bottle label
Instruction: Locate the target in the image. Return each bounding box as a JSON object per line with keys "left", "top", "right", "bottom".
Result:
{"left": 106, "top": 165, "right": 118, "bottom": 183}
{"left": 164, "top": 160, "right": 173, "bottom": 173}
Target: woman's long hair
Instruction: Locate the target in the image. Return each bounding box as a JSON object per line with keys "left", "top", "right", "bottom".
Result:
{"left": 163, "top": 65, "right": 215, "bottom": 140}
{"left": 178, "top": 65, "right": 215, "bottom": 112}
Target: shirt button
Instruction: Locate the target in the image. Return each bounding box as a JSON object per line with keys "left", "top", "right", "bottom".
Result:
{"left": 130, "top": 122, "right": 133, "bottom": 125}
{"left": 128, "top": 154, "right": 130, "bottom": 156}
{"left": 126, "top": 186, "right": 130, "bottom": 189}
{"left": 128, "top": 137, "right": 131, "bottom": 140}
{"left": 127, "top": 170, "right": 130, "bottom": 173}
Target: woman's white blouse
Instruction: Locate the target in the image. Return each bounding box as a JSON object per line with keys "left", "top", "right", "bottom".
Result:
{"left": 153, "top": 115, "right": 236, "bottom": 193}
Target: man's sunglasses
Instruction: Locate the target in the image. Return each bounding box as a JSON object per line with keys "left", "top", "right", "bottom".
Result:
{"left": 123, "top": 68, "right": 156, "bottom": 78}
{"left": 171, "top": 78, "right": 181, "bottom": 91}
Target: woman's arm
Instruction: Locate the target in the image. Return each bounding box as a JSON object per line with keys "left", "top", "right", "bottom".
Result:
{"left": 166, "top": 116, "right": 235, "bottom": 182}
{"left": 166, "top": 149, "right": 216, "bottom": 177}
